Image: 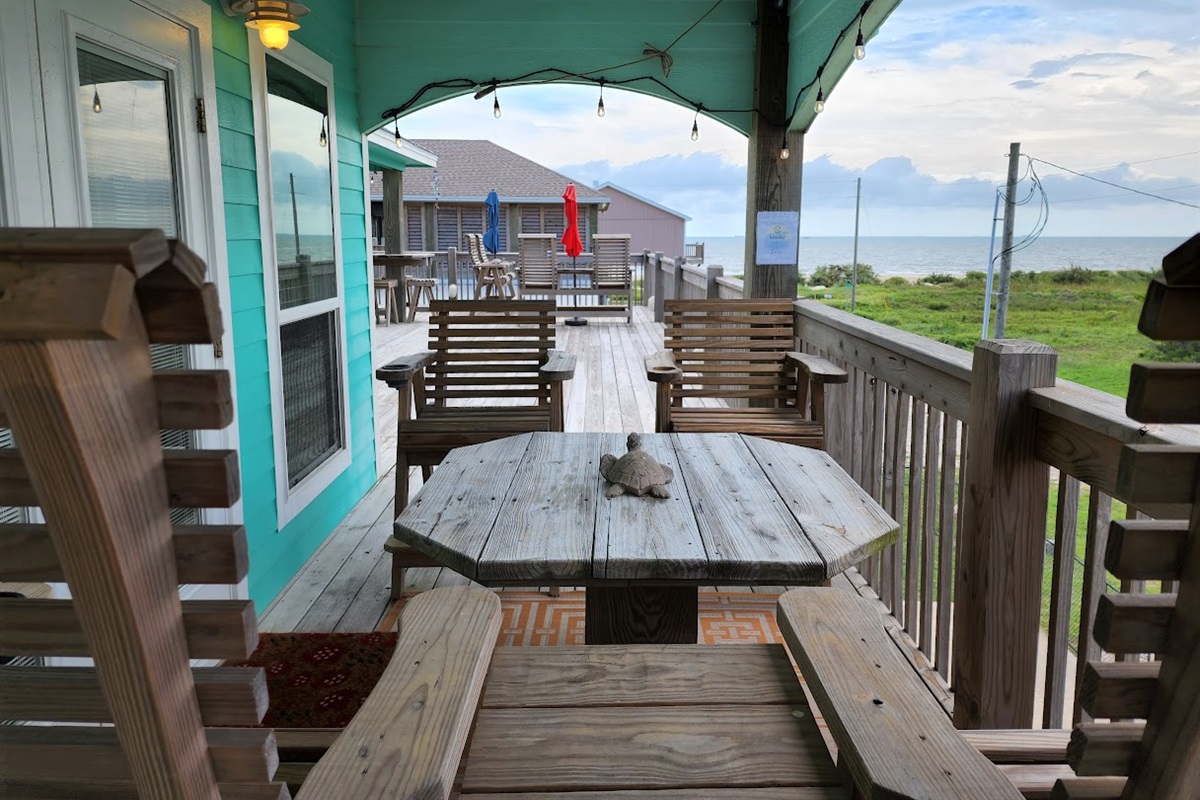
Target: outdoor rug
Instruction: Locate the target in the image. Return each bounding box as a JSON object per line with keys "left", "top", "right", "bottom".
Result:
{"left": 234, "top": 590, "right": 785, "bottom": 728}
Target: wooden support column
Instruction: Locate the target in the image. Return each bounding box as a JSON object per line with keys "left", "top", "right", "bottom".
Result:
{"left": 743, "top": 0, "right": 802, "bottom": 299}
{"left": 382, "top": 167, "right": 403, "bottom": 254}
{"left": 953, "top": 340, "right": 1057, "bottom": 729}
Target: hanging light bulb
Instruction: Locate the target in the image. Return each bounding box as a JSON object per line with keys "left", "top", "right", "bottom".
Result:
{"left": 814, "top": 83, "right": 825, "bottom": 114}
{"left": 690, "top": 108, "right": 699, "bottom": 141}
{"left": 780, "top": 133, "right": 790, "bottom": 160}
{"left": 393, "top": 116, "right": 402, "bottom": 147}
{"left": 318, "top": 114, "right": 327, "bottom": 147}
{"left": 92, "top": 87, "right": 102, "bottom": 113}
{"left": 854, "top": 25, "right": 866, "bottom": 60}
{"left": 596, "top": 81, "right": 605, "bottom": 117}
{"left": 493, "top": 93, "right": 501, "bottom": 118}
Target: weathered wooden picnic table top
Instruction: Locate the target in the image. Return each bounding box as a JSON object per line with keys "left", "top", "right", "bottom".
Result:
{"left": 394, "top": 431, "right": 899, "bottom": 587}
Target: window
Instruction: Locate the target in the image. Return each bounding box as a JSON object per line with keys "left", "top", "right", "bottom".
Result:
{"left": 253, "top": 41, "right": 350, "bottom": 524}
{"left": 519, "top": 204, "right": 588, "bottom": 252}
{"left": 405, "top": 203, "right": 424, "bottom": 250}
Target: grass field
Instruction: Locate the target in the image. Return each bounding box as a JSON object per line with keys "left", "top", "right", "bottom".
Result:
{"left": 807, "top": 268, "right": 1159, "bottom": 396}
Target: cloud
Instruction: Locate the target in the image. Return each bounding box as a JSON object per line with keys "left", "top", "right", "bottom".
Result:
{"left": 1011, "top": 79, "right": 1042, "bottom": 89}
{"left": 1028, "top": 52, "right": 1150, "bottom": 79}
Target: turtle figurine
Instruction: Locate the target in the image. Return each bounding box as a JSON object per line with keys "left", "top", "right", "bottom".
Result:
{"left": 599, "top": 432, "right": 674, "bottom": 499}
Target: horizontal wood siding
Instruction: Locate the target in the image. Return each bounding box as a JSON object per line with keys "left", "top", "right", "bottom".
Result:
{"left": 597, "top": 187, "right": 686, "bottom": 260}
{"left": 207, "top": 0, "right": 376, "bottom": 610}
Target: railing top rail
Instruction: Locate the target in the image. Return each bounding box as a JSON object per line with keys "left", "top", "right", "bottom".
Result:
{"left": 792, "top": 300, "right": 973, "bottom": 420}
{"left": 1030, "top": 380, "right": 1200, "bottom": 448}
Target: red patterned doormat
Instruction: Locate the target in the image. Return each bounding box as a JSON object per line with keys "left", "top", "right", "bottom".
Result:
{"left": 238, "top": 591, "right": 785, "bottom": 728}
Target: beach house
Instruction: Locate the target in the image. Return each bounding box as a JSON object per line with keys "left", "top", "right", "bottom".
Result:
{"left": 595, "top": 182, "right": 691, "bottom": 262}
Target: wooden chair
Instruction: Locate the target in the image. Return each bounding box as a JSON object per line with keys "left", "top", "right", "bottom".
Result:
{"left": 373, "top": 277, "right": 399, "bottom": 324}
{"left": 591, "top": 232, "right": 633, "bottom": 323}
{"left": 646, "top": 298, "right": 848, "bottom": 448}
{"left": 516, "top": 233, "right": 558, "bottom": 299}
{"left": 465, "top": 232, "right": 514, "bottom": 299}
{"left": 0, "top": 228, "right": 889, "bottom": 800}
{"left": 376, "top": 298, "right": 575, "bottom": 598}
{"left": 777, "top": 234, "right": 1200, "bottom": 800}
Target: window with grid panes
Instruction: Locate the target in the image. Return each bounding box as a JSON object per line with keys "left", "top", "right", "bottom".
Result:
{"left": 435, "top": 205, "right": 485, "bottom": 252}
{"left": 405, "top": 203, "right": 424, "bottom": 250}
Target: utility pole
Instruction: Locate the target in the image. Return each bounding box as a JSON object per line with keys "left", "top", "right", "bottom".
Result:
{"left": 851, "top": 177, "right": 861, "bottom": 312}
{"left": 993, "top": 142, "right": 1020, "bottom": 337}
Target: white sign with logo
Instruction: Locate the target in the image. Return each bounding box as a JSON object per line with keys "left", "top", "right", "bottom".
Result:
{"left": 755, "top": 211, "right": 800, "bottom": 265}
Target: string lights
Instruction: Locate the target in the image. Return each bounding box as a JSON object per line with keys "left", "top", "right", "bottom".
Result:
{"left": 318, "top": 113, "right": 327, "bottom": 147}
{"left": 780, "top": 133, "right": 790, "bottom": 160}
{"left": 393, "top": 116, "right": 402, "bottom": 147}
{"left": 378, "top": 0, "right": 873, "bottom": 145}
{"left": 91, "top": 87, "right": 102, "bottom": 113}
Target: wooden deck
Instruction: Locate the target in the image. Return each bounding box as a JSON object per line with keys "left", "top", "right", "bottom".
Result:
{"left": 261, "top": 304, "right": 741, "bottom": 632}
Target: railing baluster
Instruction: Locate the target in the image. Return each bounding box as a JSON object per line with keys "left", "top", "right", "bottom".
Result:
{"left": 1043, "top": 474, "right": 1080, "bottom": 728}
{"left": 879, "top": 384, "right": 901, "bottom": 612}
{"left": 905, "top": 399, "right": 928, "bottom": 638}
{"left": 935, "top": 415, "right": 960, "bottom": 679}
{"left": 919, "top": 406, "right": 941, "bottom": 656}
{"left": 889, "top": 392, "right": 912, "bottom": 622}
{"left": 1073, "top": 487, "right": 1112, "bottom": 725}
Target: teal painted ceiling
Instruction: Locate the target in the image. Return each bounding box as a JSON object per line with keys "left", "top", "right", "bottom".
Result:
{"left": 355, "top": 0, "right": 902, "bottom": 137}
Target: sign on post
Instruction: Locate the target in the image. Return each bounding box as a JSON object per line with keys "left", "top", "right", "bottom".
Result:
{"left": 755, "top": 211, "right": 799, "bottom": 265}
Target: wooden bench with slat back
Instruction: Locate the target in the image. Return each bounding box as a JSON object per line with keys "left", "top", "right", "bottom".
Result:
{"left": 375, "top": 298, "right": 575, "bottom": 597}
{"left": 646, "top": 298, "right": 848, "bottom": 448}
{"left": 776, "top": 233, "right": 1200, "bottom": 800}
{"left": 587, "top": 232, "right": 633, "bottom": 323}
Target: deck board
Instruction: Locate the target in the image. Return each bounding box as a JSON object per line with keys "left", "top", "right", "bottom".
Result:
{"left": 261, "top": 307, "right": 667, "bottom": 632}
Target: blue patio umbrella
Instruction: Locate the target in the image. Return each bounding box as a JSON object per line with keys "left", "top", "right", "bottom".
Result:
{"left": 483, "top": 190, "right": 501, "bottom": 256}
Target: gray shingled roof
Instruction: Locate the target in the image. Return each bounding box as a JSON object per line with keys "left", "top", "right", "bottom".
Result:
{"left": 393, "top": 139, "right": 608, "bottom": 204}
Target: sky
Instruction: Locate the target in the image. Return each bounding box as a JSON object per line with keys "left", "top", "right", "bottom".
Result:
{"left": 399, "top": 1, "right": 1200, "bottom": 238}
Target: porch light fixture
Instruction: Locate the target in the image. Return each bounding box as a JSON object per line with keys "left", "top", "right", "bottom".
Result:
{"left": 596, "top": 80, "right": 606, "bottom": 117}
{"left": 221, "top": 1, "right": 309, "bottom": 51}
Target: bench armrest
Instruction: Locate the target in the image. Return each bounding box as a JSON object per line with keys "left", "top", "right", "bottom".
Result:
{"left": 776, "top": 588, "right": 1024, "bottom": 800}
{"left": 540, "top": 350, "right": 576, "bottom": 381}
{"left": 376, "top": 350, "right": 435, "bottom": 388}
{"left": 785, "top": 352, "right": 849, "bottom": 384}
{"left": 297, "top": 586, "right": 501, "bottom": 800}
{"left": 645, "top": 350, "right": 682, "bottom": 383}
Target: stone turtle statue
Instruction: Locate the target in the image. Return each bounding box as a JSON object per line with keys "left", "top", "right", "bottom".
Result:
{"left": 599, "top": 432, "right": 674, "bottom": 499}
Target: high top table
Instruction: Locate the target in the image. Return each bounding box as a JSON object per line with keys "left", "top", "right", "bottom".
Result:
{"left": 394, "top": 431, "right": 899, "bottom": 644}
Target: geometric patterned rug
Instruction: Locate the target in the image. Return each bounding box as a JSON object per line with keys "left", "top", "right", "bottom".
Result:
{"left": 378, "top": 589, "right": 785, "bottom": 645}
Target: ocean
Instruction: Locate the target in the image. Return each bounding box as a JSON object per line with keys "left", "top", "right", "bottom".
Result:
{"left": 688, "top": 236, "right": 1185, "bottom": 279}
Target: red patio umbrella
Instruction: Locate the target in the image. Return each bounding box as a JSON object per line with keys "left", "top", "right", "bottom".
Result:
{"left": 562, "top": 184, "right": 587, "bottom": 326}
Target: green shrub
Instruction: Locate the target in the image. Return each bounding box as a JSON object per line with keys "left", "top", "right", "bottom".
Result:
{"left": 1051, "top": 265, "right": 1096, "bottom": 284}
{"left": 795, "top": 274, "right": 807, "bottom": 287}
{"left": 924, "top": 272, "right": 957, "bottom": 284}
{"left": 1143, "top": 340, "right": 1200, "bottom": 363}
{"left": 810, "top": 263, "right": 879, "bottom": 286}
{"left": 964, "top": 270, "right": 987, "bottom": 281}
{"left": 884, "top": 276, "right": 909, "bottom": 287}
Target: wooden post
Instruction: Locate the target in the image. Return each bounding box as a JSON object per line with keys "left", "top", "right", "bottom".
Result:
{"left": 743, "top": 0, "right": 802, "bottom": 299}
{"left": 953, "top": 340, "right": 1057, "bottom": 729}
{"left": 382, "top": 168, "right": 403, "bottom": 254}
{"left": 653, "top": 251, "right": 666, "bottom": 323}
{"left": 705, "top": 264, "right": 722, "bottom": 299}
{"left": 642, "top": 249, "right": 653, "bottom": 309}
{"left": 0, "top": 259, "right": 219, "bottom": 798}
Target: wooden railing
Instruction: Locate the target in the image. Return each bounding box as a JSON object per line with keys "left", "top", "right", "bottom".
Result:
{"left": 791, "top": 299, "right": 1200, "bottom": 731}
{"left": 642, "top": 250, "right": 746, "bottom": 319}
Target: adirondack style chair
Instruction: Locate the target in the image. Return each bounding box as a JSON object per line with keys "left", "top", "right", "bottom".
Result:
{"left": 516, "top": 233, "right": 558, "bottom": 299}
{"left": 777, "top": 234, "right": 1200, "bottom": 800}
{"left": 1, "top": 227, "right": 996, "bottom": 800}
{"left": 591, "top": 232, "right": 633, "bottom": 323}
{"left": 375, "top": 298, "right": 575, "bottom": 597}
{"left": 646, "top": 298, "right": 849, "bottom": 448}
{"left": 464, "top": 232, "right": 515, "bottom": 299}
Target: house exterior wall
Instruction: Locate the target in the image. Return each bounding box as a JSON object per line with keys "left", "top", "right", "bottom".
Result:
{"left": 597, "top": 187, "right": 686, "bottom": 259}
{"left": 208, "top": 0, "right": 376, "bottom": 609}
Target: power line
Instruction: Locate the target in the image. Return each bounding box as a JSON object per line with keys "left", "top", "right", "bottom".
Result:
{"left": 1072, "top": 150, "right": 1200, "bottom": 174}
{"left": 1045, "top": 183, "right": 1200, "bottom": 205}
{"left": 1028, "top": 156, "right": 1200, "bottom": 209}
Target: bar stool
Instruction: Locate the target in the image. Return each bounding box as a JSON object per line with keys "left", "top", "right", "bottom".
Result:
{"left": 373, "top": 278, "right": 398, "bottom": 325}
{"left": 405, "top": 274, "right": 437, "bottom": 322}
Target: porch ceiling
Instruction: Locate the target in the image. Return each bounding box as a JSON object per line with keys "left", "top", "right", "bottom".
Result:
{"left": 355, "top": 0, "right": 902, "bottom": 137}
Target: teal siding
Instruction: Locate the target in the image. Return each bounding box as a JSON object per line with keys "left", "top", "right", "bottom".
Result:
{"left": 207, "top": 0, "right": 377, "bottom": 611}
